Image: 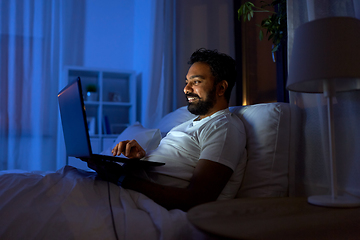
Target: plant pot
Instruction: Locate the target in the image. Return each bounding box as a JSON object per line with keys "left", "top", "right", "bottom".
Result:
{"left": 86, "top": 91, "right": 98, "bottom": 101}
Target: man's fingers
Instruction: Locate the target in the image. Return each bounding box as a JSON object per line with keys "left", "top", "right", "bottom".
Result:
{"left": 112, "top": 140, "right": 129, "bottom": 156}
{"left": 111, "top": 140, "right": 145, "bottom": 158}
{"left": 116, "top": 141, "right": 127, "bottom": 156}
{"left": 125, "top": 140, "right": 139, "bottom": 156}
{"left": 137, "top": 150, "right": 145, "bottom": 158}
{"left": 125, "top": 140, "right": 145, "bottom": 158}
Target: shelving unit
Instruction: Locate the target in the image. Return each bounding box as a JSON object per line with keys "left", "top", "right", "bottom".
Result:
{"left": 62, "top": 66, "right": 137, "bottom": 169}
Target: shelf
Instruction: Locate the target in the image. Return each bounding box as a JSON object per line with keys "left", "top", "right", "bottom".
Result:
{"left": 62, "top": 66, "right": 137, "bottom": 169}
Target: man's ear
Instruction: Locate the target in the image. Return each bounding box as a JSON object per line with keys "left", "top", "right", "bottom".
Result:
{"left": 217, "top": 80, "right": 228, "bottom": 97}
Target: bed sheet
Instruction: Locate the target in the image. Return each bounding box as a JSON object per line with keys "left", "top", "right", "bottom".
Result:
{"left": 0, "top": 166, "right": 209, "bottom": 240}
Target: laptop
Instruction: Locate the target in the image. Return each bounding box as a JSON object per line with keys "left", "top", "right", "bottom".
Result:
{"left": 58, "top": 77, "right": 165, "bottom": 168}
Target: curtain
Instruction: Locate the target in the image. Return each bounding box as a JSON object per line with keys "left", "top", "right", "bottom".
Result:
{"left": 139, "top": 0, "right": 236, "bottom": 128}
{"left": 0, "top": 0, "right": 85, "bottom": 171}
{"left": 140, "top": 0, "right": 177, "bottom": 128}
{"left": 287, "top": 0, "right": 360, "bottom": 197}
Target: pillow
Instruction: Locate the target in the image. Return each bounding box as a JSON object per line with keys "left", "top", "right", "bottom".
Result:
{"left": 101, "top": 122, "right": 162, "bottom": 156}
{"left": 230, "top": 103, "right": 290, "bottom": 198}
{"left": 155, "top": 106, "right": 196, "bottom": 137}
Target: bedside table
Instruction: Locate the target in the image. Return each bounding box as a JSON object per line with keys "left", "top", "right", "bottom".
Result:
{"left": 187, "top": 197, "right": 360, "bottom": 239}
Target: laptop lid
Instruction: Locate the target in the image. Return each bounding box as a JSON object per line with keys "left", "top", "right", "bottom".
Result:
{"left": 58, "top": 77, "right": 93, "bottom": 158}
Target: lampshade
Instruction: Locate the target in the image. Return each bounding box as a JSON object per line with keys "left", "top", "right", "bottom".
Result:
{"left": 287, "top": 17, "right": 360, "bottom": 93}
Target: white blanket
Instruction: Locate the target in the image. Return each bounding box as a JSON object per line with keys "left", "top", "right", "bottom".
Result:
{"left": 0, "top": 166, "right": 208, "bottom": 240}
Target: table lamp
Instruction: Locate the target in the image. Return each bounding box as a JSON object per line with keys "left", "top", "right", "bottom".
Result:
{"left": 287, "top": 17, "right": 360, "bottom": 207}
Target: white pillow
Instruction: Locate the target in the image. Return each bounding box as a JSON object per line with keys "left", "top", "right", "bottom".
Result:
{"left": 230, "top": 103, "right": 290, "bottom": 198}
{"left": 101, "top": 122, "right": 162, "bottom": 156}
{"left": 155, "top": 106, "right": 196, "bottom": 137}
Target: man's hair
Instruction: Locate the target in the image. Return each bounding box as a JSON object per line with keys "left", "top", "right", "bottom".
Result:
{"left": 188, "top": 48, "right": 236, "bottom": 102}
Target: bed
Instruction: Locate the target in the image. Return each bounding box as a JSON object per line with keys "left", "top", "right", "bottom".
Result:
{"left": 0, "top": 102, "right": 296, "bottom": 240}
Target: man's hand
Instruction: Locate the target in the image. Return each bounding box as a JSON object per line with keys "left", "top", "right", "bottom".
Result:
{"left": 112, "top": 140, "right": 146, "bottom": 159}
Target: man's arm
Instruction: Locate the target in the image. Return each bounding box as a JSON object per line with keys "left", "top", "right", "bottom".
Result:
{"left": 89, "top": 139, "right": 233, "bottom": 211}
{"left": 122, "top": 159, "right": 233, "bottom": 211}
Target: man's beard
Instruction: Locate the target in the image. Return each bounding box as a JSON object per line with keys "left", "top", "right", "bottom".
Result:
{"left": 186, "top": 87, "right": 217, "bottom": 116}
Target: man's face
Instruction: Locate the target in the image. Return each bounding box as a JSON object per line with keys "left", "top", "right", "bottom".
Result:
{"left": 184, "top": 62, "right": 217, "bottom": 116}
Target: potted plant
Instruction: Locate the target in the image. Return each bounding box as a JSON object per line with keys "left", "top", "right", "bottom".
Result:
{"left": 237, "top": 0, "right": 287, "bottom": 52}
{"left": 86, "top": 84, "right": 98, "bottom": 101}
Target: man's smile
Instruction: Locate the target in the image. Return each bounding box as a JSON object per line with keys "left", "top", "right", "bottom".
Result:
{"left": 187, "top": 96, "right": 200, "bottom": 103}
{"left": 186, "top": 93, "right": 201, "bottom": 103}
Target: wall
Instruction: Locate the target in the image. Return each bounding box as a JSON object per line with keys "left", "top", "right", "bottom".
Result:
{"left": 175, "top": 0, "right": 236, "bottom": 107}
{"left": 83, "top": 0, "right": 135, "bottom": 69}
{"left": 80, "top": 0, "right": 236, "bottom": 121}
{"left": 80, "top": 0, "right": 153, "bottom": 122}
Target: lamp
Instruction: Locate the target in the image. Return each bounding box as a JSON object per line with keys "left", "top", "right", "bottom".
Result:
{"left": 287, "top": 17, "right": 360, "bottom": 207}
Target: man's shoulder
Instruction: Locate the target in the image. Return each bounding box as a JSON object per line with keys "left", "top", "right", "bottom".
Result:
{"left": 210, "top": 108, "right": 242, "bottom": 124}
{"left": 201, "top": 109, "right": 245, "bottom": 133}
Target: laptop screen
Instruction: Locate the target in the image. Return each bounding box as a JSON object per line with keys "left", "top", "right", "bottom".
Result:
{"left": 58, "top": 78, "right": 93, "bottom": 158}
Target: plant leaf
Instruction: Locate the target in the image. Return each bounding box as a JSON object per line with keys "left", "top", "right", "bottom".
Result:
{"left": 272, "top": 44, "right": 279, "bottom": 53}
{"left": 236, "top": 0, "right": 287, "bottom": 52}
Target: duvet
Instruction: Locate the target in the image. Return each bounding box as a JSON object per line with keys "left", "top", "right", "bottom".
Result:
{"left": 0, "top": 166, "right": 207, "bottom": 240}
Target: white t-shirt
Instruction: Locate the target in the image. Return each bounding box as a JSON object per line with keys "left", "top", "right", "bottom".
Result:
{"left": 144, "top": 108, "right": 247, "bottom": 200}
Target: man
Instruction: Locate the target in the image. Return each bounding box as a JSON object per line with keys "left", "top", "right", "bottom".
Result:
{"left": 89, "top": 48, "right": 246, "bottom": 211}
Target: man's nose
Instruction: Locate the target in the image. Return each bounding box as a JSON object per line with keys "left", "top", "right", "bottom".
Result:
{"left": 184, "top": 82, "right": 192, "bottom": 94}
